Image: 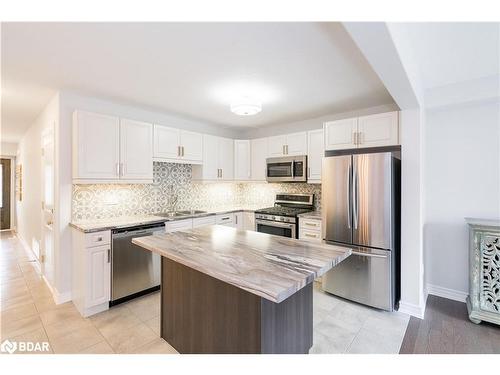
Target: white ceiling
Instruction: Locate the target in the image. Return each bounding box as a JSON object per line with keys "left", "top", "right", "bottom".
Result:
{"left": 400, "top": 22, "right": 500, "bottom": 90}
{"left": 1, "top": 22, "right": 394, "bottom": 142}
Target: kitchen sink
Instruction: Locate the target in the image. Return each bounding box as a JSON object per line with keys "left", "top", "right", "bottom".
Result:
{"left": 177, "top": 210, "right": 207, "bottom": 215}
{"left": 158, "top": 210, "right": 207, "bottom": 218}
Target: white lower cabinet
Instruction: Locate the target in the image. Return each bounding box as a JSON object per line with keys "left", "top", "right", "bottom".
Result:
{"left": 72, "top": 229, "right": 111, "bottom": 317}
{"left": 192, "top": 216, "right": 216, "bottom": 228}
{"left": 165, "top": 218, "right": 193, "bottom": 232}
{"left": 299, "top": 218, "right": 322, "bottom": 243}
{"left": 234, "top": 212, "right": 243, "bottom": 229}
{"left": 216, "top": 213, "right": 235, "bottom": 227}
{"left": 243, "top": 212, "right": 256, "bottom": 231}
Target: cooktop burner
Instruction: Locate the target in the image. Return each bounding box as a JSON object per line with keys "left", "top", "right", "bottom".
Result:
{"left": 255, "top": 205, "right": 312, "bottom": 217}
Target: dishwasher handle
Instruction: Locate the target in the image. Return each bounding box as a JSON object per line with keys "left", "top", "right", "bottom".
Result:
{"left": 112, "top": 223, "right": 165, "bottom": 238}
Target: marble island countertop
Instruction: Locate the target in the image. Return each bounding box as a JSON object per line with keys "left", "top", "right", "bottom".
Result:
{"left": 132, "top": 225, "right": 351, "bottom": 303}
{"left": 70, "top": 206, "right": 267, "bottom": 233}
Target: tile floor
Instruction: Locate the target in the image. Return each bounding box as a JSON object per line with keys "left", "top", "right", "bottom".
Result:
{"left": 1, "top": 230, "right": 409, "bottom": 354}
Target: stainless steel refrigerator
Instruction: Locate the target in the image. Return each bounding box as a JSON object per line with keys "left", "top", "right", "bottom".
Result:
{"left": 321, "top": 146, "right": 400, "bottom": 311}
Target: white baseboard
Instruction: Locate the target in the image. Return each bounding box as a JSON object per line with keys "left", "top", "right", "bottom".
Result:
{"left": 398, "top": 300, "right": 426, "bottom": 319}
{"left": 41, "top": 275, "right": 72, "bottom": 304}
{"left": 426, "top": 283, "right": 467, "bottom": 303}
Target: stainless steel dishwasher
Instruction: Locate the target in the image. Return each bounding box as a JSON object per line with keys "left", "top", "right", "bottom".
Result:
{"left": 110, "top": 222, "right": 164, "bottom": 305}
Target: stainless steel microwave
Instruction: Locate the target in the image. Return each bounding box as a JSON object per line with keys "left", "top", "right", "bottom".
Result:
{"left": 266, "top": 155, "right": 307, "bottom": 182}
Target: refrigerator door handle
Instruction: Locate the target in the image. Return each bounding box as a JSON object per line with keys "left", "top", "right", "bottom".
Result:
{"left": 346, "top": 164, "right": 351, "bottom": 229}
{"left": 353, "top": 159, "right": 359, "bottom": 229}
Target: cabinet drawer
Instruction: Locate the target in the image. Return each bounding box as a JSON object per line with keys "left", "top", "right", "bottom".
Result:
{"left": 193, "top": 216, "right": 216, "bottom": 228}
{"left": 299, "top": 219, "right": 322, "bottom": 231}
{"left": 165, "top": 218, "right": 193, "bottom": 233}
{"left": 216, "top": 213, "right": 234, "bottom": 225}
{"left": 85, "top": 230, "right": 111, "bottom": 247}
{"left": 299, "top": 229, "right": 322, "bottom": 242}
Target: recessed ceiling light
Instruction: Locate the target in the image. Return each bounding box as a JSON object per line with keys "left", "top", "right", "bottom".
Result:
{"left": 230, "top": 97, "right": 262, "bottom": 116}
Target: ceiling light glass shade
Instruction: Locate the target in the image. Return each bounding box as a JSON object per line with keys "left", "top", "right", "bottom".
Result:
{"left": 230, "top": 98, "right": 262, "bottom": 116}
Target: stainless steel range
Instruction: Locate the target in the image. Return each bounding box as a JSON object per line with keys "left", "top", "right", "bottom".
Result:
{"left": 255, "top": 193, "right": 314, "bottom": 239}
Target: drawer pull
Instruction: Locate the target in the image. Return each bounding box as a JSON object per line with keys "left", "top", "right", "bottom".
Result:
{"left": 305, "top": 222, "right": 318, "bottom": 227}
{"left": 304, "top": 233, "right": 318, "bottom": 238}
{"left": 97, "top": 236, "right": 103, "bottom": 241}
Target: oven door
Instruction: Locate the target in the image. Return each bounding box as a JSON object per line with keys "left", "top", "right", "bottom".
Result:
{"left": 255, "top": 219, "right": 297, "bottom": 238}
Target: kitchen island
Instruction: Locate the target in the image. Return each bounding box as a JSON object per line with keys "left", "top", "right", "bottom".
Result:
{"left": 132, "top": 225, "right": 350, "bottom": 354}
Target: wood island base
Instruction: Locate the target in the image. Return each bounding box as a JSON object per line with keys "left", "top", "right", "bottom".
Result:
{"left": 161, "top": 257, "right": 313, "bottom": 354}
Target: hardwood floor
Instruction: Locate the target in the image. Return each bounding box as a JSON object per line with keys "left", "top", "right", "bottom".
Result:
{"left": 400, "top": 295, "right": 500, "bottom": 354}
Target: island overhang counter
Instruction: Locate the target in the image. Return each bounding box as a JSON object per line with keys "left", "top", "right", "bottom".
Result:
{"left": 132, "top": 225, "right": 351, "bottom": 354}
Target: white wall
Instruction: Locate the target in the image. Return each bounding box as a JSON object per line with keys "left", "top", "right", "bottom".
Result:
{"left": 16, "top": 94, "right": 59, "bottom": 259}
{"left": 424, "top": 100, "right": 500, "bottom": 296}
{"left": 241, "top": 103, "right": 398, "bottom": 138}
{"left": 1, "top": 142, "right": 18, "bottom": 156}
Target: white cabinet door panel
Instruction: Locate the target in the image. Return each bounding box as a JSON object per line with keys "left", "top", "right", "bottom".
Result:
{"left": 234, "top": 140, "right": 251, "bottom": 180}
{"left": 74, "top": 111, "right": 120, "bottom": 180}
{"left": 324, "top": 118, "right": 358, "bottom": 150}
{"left": 243, "top": 212, "right": 256, "bottom": 231}
{"left": 120, "top": 119, "right": 153, "bottom": 180}
{"left": 153, "top": 125, "right": 180, "bottom": 159}
{"left": 358, "top": 111, "right": 399, "bottom": 148}
{"left": 268, "top": 135, "right": 286, "bottom": 157}
{"left": 202, "top": 134, "right": 219, "bottom": 180}
{"left": 286, "top": 132, "right": 307, "bottom": 155}
{"left": 87, "top": 245, "right": 110, "bottom": 307}
{"left": 165, "top": 219, "right": 193, "bottom": 233}
{"left": 250, "top": 137, "right": 268, "bottom": 181}
{"left": 180, "top": 130, "right": 203, "bottom": 162}
{"left": 307, "top": 129, "right": 324, "bottom": 182}
{"left": 218, "top": 137, "right": 234, "bottom": 181}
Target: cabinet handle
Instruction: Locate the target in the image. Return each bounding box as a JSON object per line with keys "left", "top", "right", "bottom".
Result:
{"left": 286, "top": 145, "right": 289, "bottom": 155}
{"left": 116, "top": 163, "right": 120, "bottom": 176}
{"left": 235, "top": 215, "right": 238, "bottom": 225}
{"left": 182, "top": 146, "right": 185, "bottom": 157}
{"left": 97, "top": 236, "right": 103, "bottom": 242}
{"left": 221, "top": 217, "right": 229, "bottom": 221}
{"left": 177, "top": 146, "right": 181, "bottom": 157}
{"left": 107, "top": 249, "right": 111, "bottom": 263}
{"left": 305, "top": 222, "right": 317, "bottom": 227}
{"left": 220, "top": 169, "right": 223, "bottom": 179}
{"left": 304, "top": 233, "right": 317, "bottom": 238}
{"left": 308, "top": 167, "right": 310, "bottom": 178}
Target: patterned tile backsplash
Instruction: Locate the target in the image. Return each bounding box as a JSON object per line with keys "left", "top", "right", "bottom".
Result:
{"left": 72, "top": 162, "right": 321, "bottom": 221}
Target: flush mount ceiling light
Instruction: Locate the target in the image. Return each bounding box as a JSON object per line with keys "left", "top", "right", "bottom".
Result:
{"left": 230, "top": 97, "right": 262, "bottom": 116}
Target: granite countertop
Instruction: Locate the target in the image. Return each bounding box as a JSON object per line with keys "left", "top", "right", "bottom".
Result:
{"left": 297, "top": 211, "right": 322, "bottom": 220}
{"left": 132, "top": 225, "right": 351, "bottom": 303}
{"left": 70, "top": 206, "right": 266, "bottom": 233}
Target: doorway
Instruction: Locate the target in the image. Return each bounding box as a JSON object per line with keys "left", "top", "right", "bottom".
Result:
{"left": 1, "top": 158, "right": 12, "bottom": 230}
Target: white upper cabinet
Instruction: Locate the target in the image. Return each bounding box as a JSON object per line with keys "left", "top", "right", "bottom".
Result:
{"left": 250, "top": 137, "right": 268, "bottom": 181}
{"left": 324, "top": 118, "right": 358, "bottom": 150}
{"left": 153, "top": 125, "right": 180, "bottom": 159}
{"left": 153, "top": 125, "right": 203, "bottom": 163}
{"left": 357, "top": 111, "right": 399, "bottom": 148}
{"left": 307, "top": 129, "right": 324, "bottom": 183}
{"left": 73, "top": 111, "right": 121, "bottom": 180}
{"left": 324, "top": 111, "right": 399, "bottom": 151}
{"left": 234, "top": 140, "right": 251, "bottom": 180}
{"left": 267, "top": 132, "right": 307, "bottom": 157}
{"left": 218, "top": 137, "right": 234, "bottom": 181}
{"left": 193, "top": 135, "right": 233, "bottom": 181}
{"left": 120, "top": 119, "right": 153, "bottom": 180}
{"left": 179, "top": 130, "right": 203, "bottom": 162}
{"left": 268, "top": 135, "right": 287, "bottom": 157}
{"left": 286, "top": 132, "right": 308, "bottom": 155}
